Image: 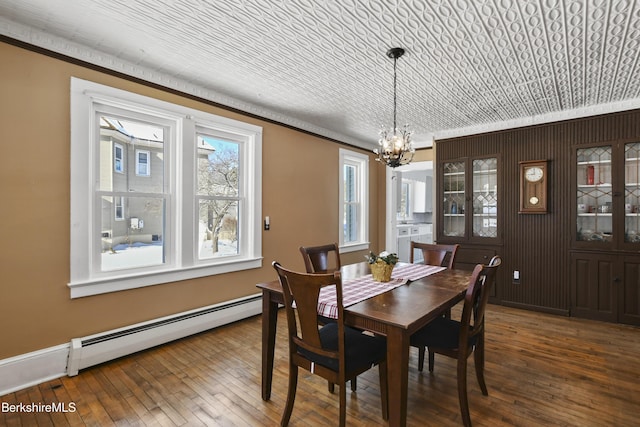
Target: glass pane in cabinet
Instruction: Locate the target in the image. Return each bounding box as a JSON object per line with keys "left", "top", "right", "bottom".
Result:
{"left": 443, "top": 161, "right": 465, "bottom": 237}
{"left": 625, "top": 142, "right": 640, "bottom": 243}
{"left": 472, "top": 158, "right": 498, "bottom": 238}
{"left": 576, "top": 146, "right": 613, "bottom": 242}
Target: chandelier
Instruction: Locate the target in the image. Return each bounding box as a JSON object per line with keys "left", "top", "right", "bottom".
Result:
{"left": 375, "top": 47, "right": 414, "bottom": 168}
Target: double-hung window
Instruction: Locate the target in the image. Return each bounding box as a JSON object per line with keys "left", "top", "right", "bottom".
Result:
{"left": 136, "top": 150, "right": 151, "bottom": 176}
{"left": 339, "top": 148, "right": 369, "bottom": 252}
{"left": 70, "top": 78, "right": 262, "bottom": 298}
{"left": 114, "top": 143, "right": 124, "bottom": 173}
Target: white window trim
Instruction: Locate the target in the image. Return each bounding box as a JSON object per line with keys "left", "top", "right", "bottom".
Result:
{"left": 338, "top": 148, "right": 369, "bottom": 253}
{"left": 70, "top": 77, "right": 262, "bottom": 298}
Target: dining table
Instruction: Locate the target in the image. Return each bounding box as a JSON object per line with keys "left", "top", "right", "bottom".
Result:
{"left": 256, "top": 261, "right": 473, "bottom": 427}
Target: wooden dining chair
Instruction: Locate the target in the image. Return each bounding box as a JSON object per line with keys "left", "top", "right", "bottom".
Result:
{"left": 410, "top": 255, "right": 501, "bottom": 427}
{"left": 272, "top": 261, "right": 388, "bottom": 427}
{"left": 409, "top": 241, "right": 459, "bottom": 269}
{"left": 299, "top": 242, "right": 357, "bottom": 391}
{"left": 299, "top": 243, "right": 341, "bottom": 273}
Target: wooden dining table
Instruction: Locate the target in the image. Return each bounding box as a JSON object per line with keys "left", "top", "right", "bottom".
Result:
{"left": 256, "top": 262, "right": 472, "bottom": 427}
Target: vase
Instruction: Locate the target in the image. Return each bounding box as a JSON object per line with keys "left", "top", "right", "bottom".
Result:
{"left": 371, "top": 260, "right": 394, "bottom": 282}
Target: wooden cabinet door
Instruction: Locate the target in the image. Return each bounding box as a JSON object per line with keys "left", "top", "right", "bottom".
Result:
{"left": 570, "top": 253, "right": 617, "bottom": 322}
{"left": 619, "top": 256, "right": 640, "bottom": 325}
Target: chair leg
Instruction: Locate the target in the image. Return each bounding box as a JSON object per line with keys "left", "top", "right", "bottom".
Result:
{"left": 474, "top": 339, "right": 488, "bottom": 395}
{"left": 417, "top": 347, "right": 425, "bottom": 371}
{"left": 428, "top": 350, "right": 435, "bottom": 372}
{"left": 328, "top": 381, "right": 335, "bottom": 393}
{"left": 339, "top": 381, "right": 347, "bottom": 427}
{"left": 457, "top": 357, "right": 472, "bottom": 427}
{"left": 378, "top": 361, "right": 389, "bottom": 420}
{"left": 281, "top": 364, "right": 298, "bottom": 427}
{"left": 351, "top": 377, "right": 357, "bottom": 391}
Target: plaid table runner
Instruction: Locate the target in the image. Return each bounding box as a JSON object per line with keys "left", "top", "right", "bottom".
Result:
{"left": 317, "top": 264, "right": 447, "bottom": 319}
{"left": 391, "top": 264, "right": 446, "bottom": 281}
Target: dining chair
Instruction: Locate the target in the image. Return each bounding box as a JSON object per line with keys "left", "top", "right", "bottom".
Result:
{"left": 409, "top": 241, "right": 460, "bottom": 269}
{"left": 299, "top": 242, "right": 357, "bottom": 391}
{"left": 410, "top": 255, "right": 501, "bottom": 427}
{"left": 272, "top": 261, "right": 388, "bottom": 427}
{"left": 299, "top": 243, "right": 341, "bottom": 273}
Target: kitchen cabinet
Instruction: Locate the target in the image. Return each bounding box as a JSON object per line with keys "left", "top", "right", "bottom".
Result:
{"left": 396, "top": 224, "right": 433, "bottom": 263}
{"left": 570, "top": 141, "right": 640, "bottom": 325}
{"left": 413, "top": 176, "right": 433, "bottom": 213}
{"left": 571, "top": 252, "right": 640, "bottom": 325}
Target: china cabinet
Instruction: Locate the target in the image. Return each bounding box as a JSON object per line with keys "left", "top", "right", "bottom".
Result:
{"left": 573, "top": 142, "right": 640, "bottom": 249}
{"left": 437, "top": 155, "right": 500, "bottom": 298}
{"left": 571, "top": 141, "right": 640, "bottom": 325}
{"left": 439, "top": 156, "right": 500, "bottom": 243}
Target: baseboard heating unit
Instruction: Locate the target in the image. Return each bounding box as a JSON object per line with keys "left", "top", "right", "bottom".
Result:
{"left": 67, "top": 294, "right": 262, "bottom": 376}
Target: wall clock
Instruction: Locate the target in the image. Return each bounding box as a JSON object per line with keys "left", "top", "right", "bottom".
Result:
{"left": 519, "top": 160, "right": 548, "bottom": 214}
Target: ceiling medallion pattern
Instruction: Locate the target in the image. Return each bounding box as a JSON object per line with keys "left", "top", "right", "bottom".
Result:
{"left": 1, "top": 0, "right": 640, "bottom": 148}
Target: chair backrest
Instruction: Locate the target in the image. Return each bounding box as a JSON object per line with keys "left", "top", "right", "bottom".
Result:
{"left": 410, "top": 242, "right": 459, "bottom": 269}
{"left": 458, "top": 256, "right": 501, "bottom": 351}
{"left": 299, "top": 243, "right": 341, "bottom": 273}
{"left": 273, "top": 261, "right": 344, "bottom": 363}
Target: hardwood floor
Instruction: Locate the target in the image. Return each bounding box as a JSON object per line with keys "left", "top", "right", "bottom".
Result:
{"left": 2, "top": 304, "right": 639, "bottom": 426}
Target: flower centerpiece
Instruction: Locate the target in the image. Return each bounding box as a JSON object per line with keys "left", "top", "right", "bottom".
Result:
{"left": 366, "top": 251, "right": 399, "bottom": 282}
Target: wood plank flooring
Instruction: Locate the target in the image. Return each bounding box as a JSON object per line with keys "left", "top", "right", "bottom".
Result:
{"left": 2, "top": 304, "right": 639, "bottom": 426}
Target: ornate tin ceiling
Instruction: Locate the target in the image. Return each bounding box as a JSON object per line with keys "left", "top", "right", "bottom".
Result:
{"left": 2, "top": 0, "right": 640, "bottom": 149}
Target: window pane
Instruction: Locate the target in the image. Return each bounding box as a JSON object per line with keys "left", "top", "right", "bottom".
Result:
{"left": 100, "top": 196, "right": 165, "bottom": 271}
{"left": 197, "top": 135, "right": 239, "bottom": 197}
{"left": 344, "top": 164, "right": 356, "bottom": 202}
{"left": 344, "top": 203, "right": 358, "bottom": 243}
{"left": 99, "top": 116, "right": 164, "bottom": 193}
{"left": 198, "top": 200, "right": 239, "bottom": 259}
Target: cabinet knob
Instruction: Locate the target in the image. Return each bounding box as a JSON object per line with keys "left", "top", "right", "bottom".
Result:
{"left": 613, "top": 277, "right": 621, "bottom": 283}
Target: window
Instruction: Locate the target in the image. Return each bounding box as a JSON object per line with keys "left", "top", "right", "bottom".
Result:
{"left": 399, "top": 181, "right": 410, "bottom": 219}
{"left": 114, "top": 196, "right": 124, "bottom": 220}
{"left": 136, "top": 150, "right": 150, "bottom": 176}
{"left": 114, "top": 143, "right": 124, "bottom": 173}
{"left": 70, "top": 78, "right": 262, "bottom": 298}
{"left": 339, "top": 148, "right": 369, "bottom": 252}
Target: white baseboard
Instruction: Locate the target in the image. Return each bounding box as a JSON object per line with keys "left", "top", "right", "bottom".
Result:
{"left": 0, "top": 344, "right": 69, "bottom": 396}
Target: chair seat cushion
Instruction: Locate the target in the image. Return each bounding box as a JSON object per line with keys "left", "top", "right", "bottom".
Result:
{"left": 299, "top": 323, "right": 386, "bottom": 373}
{"left": 410, "top": 317, "right": 478, "bottom": 349}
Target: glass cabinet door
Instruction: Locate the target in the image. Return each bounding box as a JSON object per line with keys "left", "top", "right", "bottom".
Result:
{"left": 472, "top": 158, "right": 498, "bottom": 238}
{"left": 442, "top": 161, "right": 465, "bottom": 237}
{"left": 576, "top": 146, "right": 613, "bottom": 243}
{"left": 625, "top": 142, "right": 640, "bottom": 243}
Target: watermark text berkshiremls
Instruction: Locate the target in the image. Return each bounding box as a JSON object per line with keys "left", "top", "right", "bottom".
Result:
{"left": 2, "top": 401, "right": 77, "bottom": 413}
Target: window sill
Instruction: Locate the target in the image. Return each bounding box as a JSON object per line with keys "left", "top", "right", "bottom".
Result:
{"left": 339, "top": 242, "right": 370, "bottom": 253}
{"left": 68, "top": 257, "right": 263, "bottom": 298}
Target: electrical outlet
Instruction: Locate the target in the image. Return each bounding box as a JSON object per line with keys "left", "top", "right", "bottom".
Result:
{"left": 513, "top": 270, "right": 521, "bottom": 284}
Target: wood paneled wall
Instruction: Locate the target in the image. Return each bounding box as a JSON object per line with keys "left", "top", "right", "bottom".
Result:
{"left": 436, "top": 110, "right": 640, "bottom": 314}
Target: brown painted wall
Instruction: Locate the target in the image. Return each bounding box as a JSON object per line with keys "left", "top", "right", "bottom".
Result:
{"left": 0, "top": 41, "right": 387, "bottom": 359}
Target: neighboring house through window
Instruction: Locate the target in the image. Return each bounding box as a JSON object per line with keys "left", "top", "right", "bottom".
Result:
{"left": 70, "top": 78, "right": 263, "bottom": 298}
{"left": 339, "top": 148, "right": 369, "bottom": 252}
